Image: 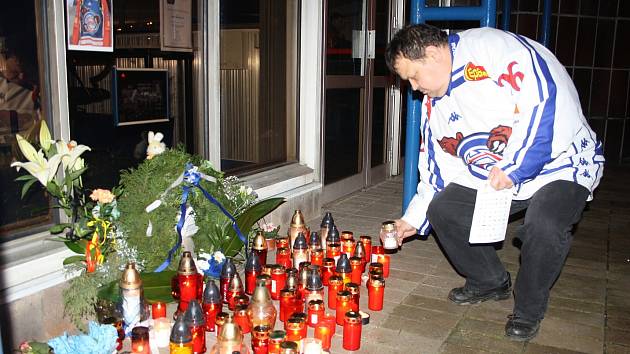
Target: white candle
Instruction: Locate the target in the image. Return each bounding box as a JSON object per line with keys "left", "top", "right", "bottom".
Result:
{"left": 302, "top": 338, "right": 323, "bottom": 354}
{"left": 153, "top": 318, "right": 171, "bottom": 348}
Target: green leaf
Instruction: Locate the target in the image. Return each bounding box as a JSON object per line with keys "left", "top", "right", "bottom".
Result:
{"left": 97, "top": 270, "right": 177, "bottom": 304}
{"left": 46, "top": 181, "right": 62, "bottom": 198}
{"left": 67, "top": 166, "right": 88, "bottom": 182}
{"left": 63, "top": 255, "right": 86, "bottom": 265}
{"left": 49, "top": 223, "right": 71, "bottom": 234}
{"left": 20, "top": 178, "right": 38, "bottom": 198}
{"left": 64, "top": 240, "right": 88, "bottom": 254}
{"left": 223, "top": 197, "right": 285, "bottom": 257}
{"left": 15, "top": 174, "right": 36, "bottom": 182}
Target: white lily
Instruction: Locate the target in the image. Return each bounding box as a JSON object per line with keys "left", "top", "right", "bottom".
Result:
{"left": 11, "top": 150, "right": 64, "bottom": 186}
{"left": 15, "top": 134, "right": 45, "bottom": 166}
{"left": 39, "top": 120, "right": 53, "bottom": 152}
{"left": 55, "top": 140, "right": 91, "bottom": 171}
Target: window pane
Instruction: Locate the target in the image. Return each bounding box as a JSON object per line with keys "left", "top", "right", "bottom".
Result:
{"left": 0, "top": 0, "right": 51, "bottom": 237}
{"left": 219, "top": 0, "right": 298, "bottom": 174}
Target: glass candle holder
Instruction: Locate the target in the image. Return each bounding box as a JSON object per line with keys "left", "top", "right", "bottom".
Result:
{"left": 307, "top": 299, "right": 325, "bottom": 328}
{"left": 279, "top": 341, "right": 298, "bottom": 354}
{"left": 343, "top": 311, "right": 362, "bottom": 351}
{"left": 153, "top": 317, "right": 171, "bottom": 348}
{"left": 345, "top": 283, "right": 360, "bottom": 312}
{"left": 326, "top": 243, "right": 341, "bottom": 263}
{"left": 279, "top": 289, "right": 296, "bottom": 322}
{"left": 321, "top": 258, "right": 335, "bottom": 286}
{"left": 310, "top": 249, "right": 324, "bottom": 267}
{"left": 359, "top": 235, "right": 372, "bottom": 264}
{"left": 245, "top": 268, "right": 261, "bottom": 296}
{"left": 335, "top": 290, "right": 353, "bottom": 326}
{"left": 285, "top": 317, "right": 305, "bottom": 343}
{"left": 251, "top": 325, "right": 271, "bottom": 354}
{"left": 367, "top": 276, "right": 385, "bottom": 311}
{"left": 380, "top": 220, "right": 398, "bottom": 250}
{"left": 152, "top": 301, "right": 167, "bottom": 319}
{"left": 377, "top": 254, "right": 391, "bottom": 278}
{"left": 270, "top": 265, "right": 287, "bottom": 300}
{"left": 288, "top": 312, "right": 308, "bottom": 338}
{"left": 340, "top": 231, "right": 354, "bottom": 242}
{"left": 276, "top": 247, "right": 292, "bottom": 269}
{"left": 131, "top": 326, "right": 150, "bottom": 354}
{"left": 342, "top": 238, "right": 356, "bottom": 258}
{"left": 262, "top": 264, "right": 274, "bottom": 276}
{"left": 235, "top": 294, "right": 250, "bottom": 307}
{"left": 215, "top": 312, "right": 232, "bottom": 335}
{"left": 268, "top": 330, "right": 286, "bottom": 354}
{"left": 302, "top": 338, "right": 323, "bottom": 354}
{"left": 368, "top": 262, "right": 384, "bottom": 284}
{"left": 202, "top": 302, "right": 221, "bottom": 332}
{"left": 327, "top": 276, "right": 343, "bottom": 310}
{"left": 190, "top": 323, "right": 206, "bottom": 354}
{"left": 276, "top": 236, "right": 290, "bottom": 250}
{"left": 234, "top": 304, "right": 252, "bottom": 334}
{"left": 252, "top": 231, "right": 269, "bottom": 266}
{"left": 256, "top": 274, "right": 273, "bottom": 294}
{"left": 314, "top": 319, "right": 333, "bottom": 351}
{"left": 349, "top": 257, "right": 363, "bottom": 285}
{"left": 178, "top": 273, "right": 203, "bottom": 314}
{"left": 371, "top": 245, "right": 384, "bottom": 263}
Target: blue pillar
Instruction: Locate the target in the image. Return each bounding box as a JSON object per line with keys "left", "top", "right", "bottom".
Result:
{"left": 502, "top": 0, "right": 512, "bottom": 30}
{"left": 401, "top": 0, "right": 498, "bottom": 214}
{"left": 540, "top": 0, "right": 552, "bottom": 47}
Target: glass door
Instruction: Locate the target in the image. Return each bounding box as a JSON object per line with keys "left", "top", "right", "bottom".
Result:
{"left": 322, "top": 0, "right": 392, "bottom": 204}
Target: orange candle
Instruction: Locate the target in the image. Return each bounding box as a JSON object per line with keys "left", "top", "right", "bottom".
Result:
{"left": 343, "top": 311, "right": 362, "bottom": 351}
{"left": 268, "top": 330, "right": 286, "bottom": 354}
{"left": 151, "top": 301, "right": 166, "bottom": 319}
{"left": 341, "top": 231, "right": 354, "bottom": 241}
{"left": 321, "top": 258, "right": 335, "bottom": 286}
{"left": 371, "top": 245, "right": 384, "bottom": 263}
{"left": 335, "top": 290, "right": 353, "bottom": 326}
{"left": 377, "top": 254, "right": 390, "bottom": 278}
{"left": 367, "top": 276, "right": 385, "bottom": 311}
{"left": 285, "top": 317, "right": 305, "bottom": 343}
{"left": 310, "top": 249, "right": 324, "bottom": 266}
{"left": 314, "top": 323, "right": 332, "bottom": 351}
{"left": 326, "top": 243, "right": 341, "bottom": 263}
{"left": 349, "top": 257, "right": 363, "bottom": 285}
{"left": 307, "top": 299, "right": 325, "bottom": 327}
{"left": 359, "top": 235, "right": 372, "bottom": 264}
{"left": 234, "top": 304, "right": 251, "bottom": 334}
{"left": 327, "top": 276, "right": 343, "bottom": 310}
{"left": 342, "top": 238, "right": 356, "bottom": 258}
{"left": 130, "top": 326, "right": 150, "bottom": 354}
{"left": 345, "top": 282, "right": 360, "bottom": 311}
{"left": 276, "top": 247, "right": 292, "bottom": 269}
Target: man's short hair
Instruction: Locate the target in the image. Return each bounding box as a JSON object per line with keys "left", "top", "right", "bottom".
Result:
{"left": 385, "top": 24, "right": 448, "bottom": 72}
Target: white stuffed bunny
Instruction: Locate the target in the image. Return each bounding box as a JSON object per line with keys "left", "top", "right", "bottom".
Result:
{"left": 146, "top": 131, "right": 166, "bottom": 159}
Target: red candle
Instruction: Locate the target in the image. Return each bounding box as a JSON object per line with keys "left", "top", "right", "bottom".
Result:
{"left": 342, "top": 238, "right": 356, "bottom": 258}
{"left": 327, "top": 276, "right": 343, "bottom": 310}
{"left": 367, "top": 276, "right": 385, "bottom": 311}
{"left": 343, "top": 311, "right": 362, "bottom": 351}
{"left": 276, "top": 236, "right": 289, "bottom": 249}
{"left": 151, "top": 301, "right": 167, "bottom": 319}
{"left": 310, "top": 249, "right": 324, "bottom": 267}
{"left": 178, "top": 273, "right": 202, "bottom": 313}
{"left": 326, "top": 243, "right": 341, "bottom": 263}
{"left": 285, "top": 317, "right": 305, "bottom": 343}
{"left": 321, "top": 258, "right": 335, "bottom": 286}
{"left": 275, "top": 247, "right": 292, "bottom": 269}
{"left": 234, "top": 304, "right": 251, "bottom": 334}
{"left": 270, "top": 265, "right": 287, "bottom": 300}
{"left": 349, "top": 257, "right": 363, "bottom": 285}
{"left": 190, "top": 324, "right": 206, "bottom": 353}
{"left": 130, "top": 326, "right": 150, "bottom": 354}
{"left": 371, "top": 245, "right": 384, "bottom": 263}
{"left": 360, "top": 236, "right": 372, "bottom": 265}
{"left": 377, "top": 254, "right": 390, "bottom": 278}
{"left": 341, "top": 231, "right": 354, "bottom": 241}
{"left": 314, "top": 316, "right": 334, "bottom": 351}
{"left": 268, "top": 330, "right": 286, "bottom": 354}
{"left": 307, "top": 299, "right": 325, "bottom": 327}
{"left": 345, "top": 283, "right": 360, "bottom": 311}
{"left": 253, "top": 249, "right": 268, "bottom": 268}
{"left": 202, "top": 302, "right": 221, "bottom": 332}
{"left": 252, "top": 325, "right": 270, "bottom": 354}
{"left": 335, "top": 290, "right": 353, "bottom": 326}
{"left": 279, "top": 289, "right": 296, "bottom": 322}
{"left": 246, "top": 268, "right": 260, "bottom": 295}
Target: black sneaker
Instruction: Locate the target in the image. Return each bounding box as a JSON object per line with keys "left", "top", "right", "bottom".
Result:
{"left": 505, "top": 314, "right": 540, "bottom": 341}
{"left": 447, "top": 273, "right": 512, "bottom": 305}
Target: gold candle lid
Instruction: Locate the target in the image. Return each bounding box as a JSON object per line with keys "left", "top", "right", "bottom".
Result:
{"left": 252, "top": 325, "right": 271, "bottom": 339}
{"left": 290, "top": 210, "right": 305, "bottom": 227}
{"left": 381, "top": 221, "right": 395, "bottom": 231}
{"left": 322, "top": 258, "right": 335, "bottom": 267}
{"left": 345, "top": 282, "right": 359, "bottom": 294}
{"left": 307, "top": 299, "right": 324, "bottom": 310}
{"left": 369, "top": 276, "right": 385, "bottom": 287}
{"left": 252, "top": 231, "right": 267, "bottom": 251}
{"left": 120, "top": 262, "right": 142, "bottom": 290}
{"left": 341, "top": 231, "right": 354, "bottom": 241}
{"left": 345, "top": 310, "right": 362, "bottom": 324}
{"left": 349, "top": 257, "right": 363, "bottom": 266}
{"left": 336, "top": 290, "right": 352, "bottom": 301}
{"left": 328, "top": 275, "right": 343, "bottom": 286}
{"left": 271, "top": 264, "right": 286, "bottom": 275}
{"left": 217, "top": 317, "right": 243, "bottom": 344}
{"left": 177, "top": 251, "right": 198, "bottom": 276}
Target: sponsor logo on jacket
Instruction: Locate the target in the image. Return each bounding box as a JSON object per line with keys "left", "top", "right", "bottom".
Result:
{"left": 464, "top": 62, "right": 489, "bottom": 81}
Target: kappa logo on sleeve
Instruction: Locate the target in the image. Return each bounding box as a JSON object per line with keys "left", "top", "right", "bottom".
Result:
{"left": 463, "top": 62, "right": 490, "bottom": 81}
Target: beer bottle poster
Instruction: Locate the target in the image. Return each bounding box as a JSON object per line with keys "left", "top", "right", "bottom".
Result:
{"left": 66, "top": 0, "right": 113, "bottom": 52}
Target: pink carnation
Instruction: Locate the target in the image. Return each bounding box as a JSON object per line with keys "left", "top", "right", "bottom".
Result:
{"left": 89, "top": 189, "right": 115, "bottom": 204}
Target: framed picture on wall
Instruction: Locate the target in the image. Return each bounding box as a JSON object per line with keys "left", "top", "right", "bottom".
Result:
{"left": 112, "top": 68, "right": 170, "bottom": 126}
{"left": 66, "top": 0, "right": 114, "bottom": 52}
{"left": 160, "top": 0, "right": 193, "bottom": 52}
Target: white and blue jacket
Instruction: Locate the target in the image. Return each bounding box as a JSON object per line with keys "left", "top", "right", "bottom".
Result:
{"left": 402, "top": 28, "right": 605, "bottom": 234}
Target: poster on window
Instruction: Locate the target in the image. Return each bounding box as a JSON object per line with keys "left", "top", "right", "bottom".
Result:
{"left": 160, "top": 0, "right": 192, "bottom": 52}
{"left": 66, "top": 0, "right": 113, "bottom": 52}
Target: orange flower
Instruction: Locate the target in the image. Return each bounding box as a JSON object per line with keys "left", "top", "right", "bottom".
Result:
{"left": 90, "top": 189, "right": 115, "bottom": 204}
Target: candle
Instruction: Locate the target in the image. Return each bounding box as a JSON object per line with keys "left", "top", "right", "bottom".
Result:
{"left": 292, "top": 233, "right": 309, "bottom": 269}
{"left": 302, "top": 338, "right": 323, "bottom": 354}
{"left": 327, "top": 276, "right": 343, "bottom": 310}
{"left": 235, "top": 294, "right": 250, "bottom": 307}
{"left": 321, "top": 258, "right": 335, "bottom": 286}
{"left": 276, "top": 236, "right": 290, "bottom": 250}
{"left": 251, "top": 325, "right": 271, "bottom": 354}
{"left": 343, "top": 311, "right": 362, "bottom": 351}
{"left": 342, "top": 238, "right": 356, "bottom": 258}
{"left": 183, "top": 300, "right": 206, "bottom": 354}
{"left": 252, "top": 231, "right": 269, "bottom": 265}
{"left": 380, "top": 221, "right": 398, "bottom": 250}
{"left": 359, "top": 235, "right": 372, "bottom": 265}
{"left": 314, "top": 313, "right": 335, "bottom": 351}
{"left": 215, "top": 312, "right": 232, "bottom": 335}
{"left": 152, "top": 301, "right": 167, "bottom": 319}
{"left": 169, "top": 315, "right": 193, "bottom": 353}
{"left": 310, "top": 249, "right": 324, "bottom": 267}
{"left": 307, "top": 300, "right": 325, "bottom": 327}
{"left": 288, "top": 210, "right": 308, "bottom": 251}
{"left": 153, "top": 318, "right": 171, "bottom": 348}
{"left": 276, "top": 247, "right": 292, "bottom": 269}
{"left": 202, "top": 280, "right": 221, "bottom": 332}
{"left": 220, "top": 258, "right": 237, "bottom": 304}
{"left": 335, "top": 290, "right": 353, "bottom": 326}
{"left": 202, "top": 303, "right": 221, "bottom": 332}
{"left": 367, "top": 276, "right": 385, "bottom": 311}
{"left": 131, "top": 326, "right": 150, "bottom": 354}
{"left": 257, "top": 274, "right": 273, "bottom": 294}
{"left": 290, "top": 312, "right": 308, "bottom": 338}
{"left": 335, "top": 254, "right": 352, "bottom": 285}
{"left": 377, "top": 254, "right": 391, "bottom": 278}
{"left": 245, "top": 252, "right": 263, "bottom": 295}
{"left": 371, "top": 245, "right": 384, "bottom": 263}
{"left": 349, "top": 257, "right": 363, "bottom": 285}
{"left": 234, "top": 304, "right": 251, "bottom": 334}
{"left": 285, "top": 317, "right": 305, "bottom": 343}
{"left": 279, "top": 289, "right": 296, "bottom": 322}
{"left": 226, "top": 273, "right": 245, "bottom": 311}
{"left": 270, "top": 265, "right": 287, "bottom": 300}
{"left": 268, "top": 330, "right": 286, "bottom": 354}
{"left": 341, "top": 230, "right": 354, "bottom": 241}
{"left": 326, "top": 243, "right": 341, "bottom": 263}
{"left": 345, "top": 282, "right": 360, "bottom": 311}
{"left": 279, "top": 341, "right": 298, "bottom": 354}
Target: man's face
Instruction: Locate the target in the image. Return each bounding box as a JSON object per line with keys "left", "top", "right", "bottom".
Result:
{"left": 393, "top": 48, "right": 450, "bottom": 98}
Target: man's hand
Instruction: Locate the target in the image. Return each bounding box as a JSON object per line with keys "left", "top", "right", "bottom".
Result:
{"left": 393, "top": 219, "right": 417, "bottom": 247}
{"left": 488, "top": 166, "right": 514, "bottom": 191}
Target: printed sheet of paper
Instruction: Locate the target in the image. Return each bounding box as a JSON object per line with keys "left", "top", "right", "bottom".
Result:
{"left": 469, "top": 183, "right": 513, "bottom": 244}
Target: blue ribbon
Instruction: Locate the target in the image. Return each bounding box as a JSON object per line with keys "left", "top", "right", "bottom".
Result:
{"left": 154, "top": 164, "right": 248, "bottom": 272}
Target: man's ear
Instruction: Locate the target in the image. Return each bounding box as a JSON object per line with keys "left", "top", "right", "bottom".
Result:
{"left": 424, "top": 45, "right": 442, "bottom": 63}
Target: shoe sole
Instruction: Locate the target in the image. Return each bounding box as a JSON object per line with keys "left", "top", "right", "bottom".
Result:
{"left": 448, "top": 290, "right": 511, "bottom": 305}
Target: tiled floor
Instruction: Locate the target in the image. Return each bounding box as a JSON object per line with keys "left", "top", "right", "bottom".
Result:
{"left": 306, "top": 165, "right": 630, "bottom": 354}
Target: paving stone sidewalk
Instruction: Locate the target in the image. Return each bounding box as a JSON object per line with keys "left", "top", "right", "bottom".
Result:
{"left": 310, "top": 165, "right": 630, "bottom": 354}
